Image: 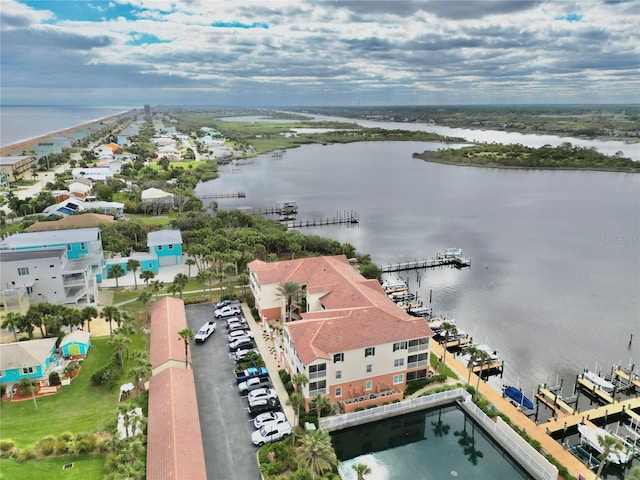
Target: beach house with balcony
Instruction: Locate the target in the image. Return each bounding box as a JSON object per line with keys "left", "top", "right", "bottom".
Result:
{"left": 0, "top": 155, "right": 36, "bottom": 183}
{"left": 0, "top": 338, "right": 58, "bottom": 384}
{"left": 0, "top": 227, "right": 106, "bottom": 283}
{"left": 248, "top": 255, "right": 433, "bottom": 412}
{"left": 147, "top": 229, "right": 183, "bottom": 266}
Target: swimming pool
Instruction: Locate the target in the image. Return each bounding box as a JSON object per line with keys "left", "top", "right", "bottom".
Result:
{"left": 333, "top": 403, "right": 536, "bottom": 480}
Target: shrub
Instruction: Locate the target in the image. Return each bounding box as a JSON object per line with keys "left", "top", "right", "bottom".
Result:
{"left": 37, "top": 435, "right": 56, "bottom": 456}
{"left": 16, "top": 447, "right": 36, "bottom": 462}
{"left": 0, "top": 384, "right": 6, "bottom": 397}
{"left": 354, "top": 407, "right": 365, "bottom": 412}
{"left": 19, "top": 377, "right": 35, "bottom": 395}
{"left": 64, "top": 362, "right": 79, "bottom": 377}
{"left": 404, "top": 379, "right": 428, "bottom": 396}
{"left": 278, "top": 369, "right": 291, "bottom": 384}
{"left": 367, "top": 404, "right": 377, "bottom": 409}
{"left": 0, "top": 439, "right": 15, "bottom": 452}
{"left": 58, "top": 431, "right": 75, "bottom": 442}
{"left": 48, "top": 371, "right": 61, "bottom": 386}
{"left": 55, "top": 438, "right": 70, "bottom": 454}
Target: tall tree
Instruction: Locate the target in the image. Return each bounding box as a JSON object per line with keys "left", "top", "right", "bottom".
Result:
{"left": 595, "top": 433, "right": 625, "bottom": 479}
{"left": 297, "top": 429, "right": 338, "bottom": 480}
{"left": 462, "top": 345, "right": 480, "bottom": 385}
{"left": 129, "top": 350, "right": 152, "bottom": 395}
{"left": 127, "top": 259, "right": 141, "bottom": 290}
{"left": 167, "top": 283, "right": 181, "bottom": 298}
{"left": 352, "top": 463, "right": 372, "bottom": 480}
{"left": 137, "top": 290, "right": 153, "bottom": 322}
{"left": 81, "top": 306, "right": 98, "bottom": 333}
{"left": 139, "top": 269, "right": 155, "bottom": 287}
{"left": 1, "top": 312, "right": 22, "bottom": 342}
{"left": 110, "top": 333, "right": 131, "bottom": 371}
{"left": 438, "top": 321, "right": 457, "bottom": 375}
{"left": 185, "top": 258, "right": 196, "bottom": 277}
{"left": 178, "top": 328, "right": 194, "bottom": 368}
{"left": 196, "top": 268, "right": 214, "bottom": 300}
{"left": 109, "top": 264, "right": 125, "bottom": 288}
{"left": 292, "top": 373, "right": 309, "bottom": 393}
{"left": 173, "top": 273, "right": 189, "bottom": 299}
{"left": 288, "top": 392, "right": 307, "bottom": 439}
{"left": 313, "top": 394, "right": 332, "bottom": 421}
{"left": 474, "top": 350, "right": 492, "bottom": 398}
{"left": 276, "top": 281, "right": 302, "bottom": 323}
{"left": 100, "top": 305, "right": 121, "bottom": 336}
{"left": 150, "top": 280, "right": 164, "bottom": 300}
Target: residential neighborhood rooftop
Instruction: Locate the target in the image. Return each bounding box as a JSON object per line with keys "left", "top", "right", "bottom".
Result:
{"left": 0, "top": 338, "right": 58, "bottom": 371}
{"left": 25, "top": 213, "right": 115, "bottom": 232}
{"left": 147, "top": 229, "right": 182, "bottom": 247}
{"left": 0, "top": 227, "right": 101, "bottom": 249}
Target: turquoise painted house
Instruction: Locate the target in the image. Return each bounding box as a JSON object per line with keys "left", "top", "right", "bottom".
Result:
{"left": 60, "top": 331, "right": 91, "bottom": 357}
{"left": 106, "top": 252, "right": 159, "bottom": 276}
{"left": 147, "top": 229, "right": 183, "bottom": 266}
{"left": 0, "top": 338, "right": 58, "bottom": 384}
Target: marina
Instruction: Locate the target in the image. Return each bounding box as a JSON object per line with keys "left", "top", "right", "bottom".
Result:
{"left": 381, "top": 248, "right": 471, "bottom": 273}
{"left": 285, "top": 210, "right": 359, "bottom": 228}
{"left": 196, "top": 191, "right": 246, "bottom": 199}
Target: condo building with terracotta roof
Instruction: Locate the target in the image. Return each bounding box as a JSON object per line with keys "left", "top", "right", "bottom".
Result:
{"left": 248, "top": 255, "right": 433, "bottom": 412}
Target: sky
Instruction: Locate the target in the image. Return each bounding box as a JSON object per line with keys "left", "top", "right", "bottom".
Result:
{"left": 1, "top": 0, "right": 639, "bottom": 106}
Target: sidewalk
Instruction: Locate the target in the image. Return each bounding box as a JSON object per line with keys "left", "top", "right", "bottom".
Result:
{"left": 241, "top": 305, "right": 296, "bottom": 426}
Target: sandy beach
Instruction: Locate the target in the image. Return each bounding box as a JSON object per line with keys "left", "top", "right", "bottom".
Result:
{"left": 0, "top": 111, "right": 135, "bottom": 157}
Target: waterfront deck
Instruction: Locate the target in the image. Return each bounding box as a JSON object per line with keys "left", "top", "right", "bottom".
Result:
{"left": 381, "top": 254, "right": 471, "bottom": 273}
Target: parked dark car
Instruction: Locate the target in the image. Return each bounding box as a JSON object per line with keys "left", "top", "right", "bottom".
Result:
{"left": 247, "top": 397, "right": 281, "bottom": 418}
{"left": 229, "top": 338, "right": 256, "bottom": 352}
{"left": 215, "top": 299, "right": 241, "bottom": 310}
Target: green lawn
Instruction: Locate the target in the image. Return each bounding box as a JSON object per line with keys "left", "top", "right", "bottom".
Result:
{"left": 0, "top": 454, "right": 105, "bottom": 480}
{"left": 0, "top": 336, "right": 130, "bottom": 449}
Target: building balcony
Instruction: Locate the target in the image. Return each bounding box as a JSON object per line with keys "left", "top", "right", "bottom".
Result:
{"left": 341, "top": 389, "right": 403, "bottom": 413}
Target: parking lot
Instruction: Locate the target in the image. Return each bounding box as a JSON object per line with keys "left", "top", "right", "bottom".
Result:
{"left": 186, "top": 303, "right": 262, "bottom": 480}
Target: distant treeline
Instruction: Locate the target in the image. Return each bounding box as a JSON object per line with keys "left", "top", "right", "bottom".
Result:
{"left": 413, "top": 142, "right": 639, "bottom": 172}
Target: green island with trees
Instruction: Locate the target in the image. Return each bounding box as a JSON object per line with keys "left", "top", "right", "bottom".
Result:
{"left": 413, "top": 142, "right": 639, "bottom": 172}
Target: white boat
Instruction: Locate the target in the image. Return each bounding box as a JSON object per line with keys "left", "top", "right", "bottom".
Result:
{"left": 582, "top": 371, "right": 615, "bottom": 393}
{"left": 577, "top": 424, "right": 630, "bottom": 464}
{"left": 381, "top": 278, "right": 408, "bottom": 293}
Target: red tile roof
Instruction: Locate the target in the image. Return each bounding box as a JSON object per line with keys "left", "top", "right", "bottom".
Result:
{"left": 250, "top": 255, "right": 433, "bottom": 364}
{"left": 150, "top": 297, "right": 190, "bottom": 369}
{"left": 147, "top": 367, "right": 207, "bottom": 480}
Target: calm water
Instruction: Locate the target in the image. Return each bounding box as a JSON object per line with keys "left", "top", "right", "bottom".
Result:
{"left": 0, "top": 105, "right": 134, "bottom": 147}
{"left": 334, "top": 405, "right": 534, "bottom": 480}
{"left": 200, "top": 140, "right": 640, "bottom": 397}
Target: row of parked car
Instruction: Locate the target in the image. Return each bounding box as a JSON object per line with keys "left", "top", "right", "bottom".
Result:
{"left": 217, "top": 303, "right": 292, "bottom": 446}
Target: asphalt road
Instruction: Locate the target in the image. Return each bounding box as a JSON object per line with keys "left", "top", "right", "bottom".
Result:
{"left": 186, "top": 303, "right": 262, "bottom": 480}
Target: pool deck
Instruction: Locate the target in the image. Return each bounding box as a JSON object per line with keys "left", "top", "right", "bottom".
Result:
{"left": 430, "top": 340, "right": 598, "bottom": 480}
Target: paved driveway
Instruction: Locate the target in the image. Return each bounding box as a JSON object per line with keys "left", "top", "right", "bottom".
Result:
{"left": 186, "top": 303, "right": 262, "bottom": 480}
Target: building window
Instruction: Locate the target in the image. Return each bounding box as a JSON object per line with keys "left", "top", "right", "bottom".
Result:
{"left": 335, "top": 387, "right": 342, "bottom": 397}
{"left": 17, "top": 267, "right": 29, "bottom": 276}
{"left": 366, "top": 364, "right": 372, "bottom": 373}
{"left": 335, "top": 370, "right": 342, "bottom": 379}
{"left": 365, "top": 347, "right": 375, "bottom": 357}
{"left": 394, "top": 358, "right": 404, "bottom": 367}
{"left": 80, "top": 242, "right": 86, "bottom": 250}
{"left": 393, "top": 374, "right": 404, "bottom": 385}
{"left": 157, "top": 245, "right": 163, "bottom": 251}
{"left": 365, "top": 380, "right": 372, "bottom": 391}
{"left": 408, "top": 353, "right": 429, "bottom": 369}
{"left": 148, "top": 263, "right": 153, "bottom": 269}
{"left": 67, "top": 244, "right": 72, "bottom": 251}
{"left": 406, "top": 369, "right": 428, "bottom": 382}
{"left": 309, "top": 380, "right": 327, "bottom": 396}
{"left": 393, "top": 341, "right": 407, "bottom": 351}
{"left": 22, "top": 367, "right": 34, "bottom": 374}
{"left": 308, "top": 363, "right": 326, "bottom": 379}
{"left": 333, "top": 353, "right": 344, "bottom": 363}
{"left": 168, "top": 244, "right": 174, "bottom": 250}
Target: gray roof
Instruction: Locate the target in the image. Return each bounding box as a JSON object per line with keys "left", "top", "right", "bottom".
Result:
{"left": 1, "top": 228, "right": 100, "bottom": 249}
{"left": 0, "top": 247, "right": 66, "bottom": 262}
{"left": 0, "top": 338, "right": 58, "bottom": 371}
{"left": 0, "top": 156, "right": 34, "bottom": 166}
{"left": 147, "top": 229, "right": 182, "bottom": 247}
{"left": 60, "top": 330, "right": 91, "bottom": 347}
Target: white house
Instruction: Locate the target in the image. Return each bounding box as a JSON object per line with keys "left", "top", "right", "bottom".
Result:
{"left": 71, "top": 167, "right": 113, "bottom": 182}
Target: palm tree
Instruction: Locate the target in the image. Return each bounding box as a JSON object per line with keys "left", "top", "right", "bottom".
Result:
{"left": 167, "top": 283, "right": 181, "bottom": 298}
{"left": 129, "top": 350, "right": 152, "bottom": 395}
{"left": 474, "top": 350, "right": 492, "bottom": 398}
{"left": 439, "top": 321, "right": 457, "bottom": 375}
{"left": 110, "top": 333, "right": 130, "bottom": 371}
{"left": 178, "top": 328, "right": 194, "bottom": 368}
{"left": 109, "top": 264, "right": 125, "bottom": 288}
{"left": 237, "top": 272, "right": 250, "bottom": 297}
{"left": 1, "top": 312, "right": 22, "bottom": 342}
{"left": 595, "top": 433, "right": 625, "bottom": 479}
{"left": 297, "top": 429, "right": 339, "bottom": 480}
{"left": 313, "top": 393, "right": 332, "bottom": 421}
{"left": 276, "top": 281, "right": 302, "bottom": 323}
{"left": 288, "top": 392, "right": 307, "bottom": 435}
{"left": 118, "top": 404, "right": 133, "bottom": 438}
{"left": 137, "top": 290, "right": 153, "bottom": 321}
{"left": 126, "top": 259, "right": 141, "bottom": 290}
{"left": 185, "top": 258, "right": 196, "bottom": 277}
{"left": 139, "top": 269, "right": 155, "bottom": 287}
{"left": 150, "top": 279, "right": 164, "bottom": 300}
{"left": 197, "top": 268, "right": 214, "bottom": 300}
{"left": 100, "top": 305, "right": 121, "bottom": 336}
{"left": 81, "top": 306, "right": 98, "bottom": 333}
{"left": 173, "top": 273, "right": 189, "bottom": 299}
{"left": 462, "top": 345, "right": 480, "bottom": 385}
{"left": 352, "top": 463, "right": 372, "bottom": 480}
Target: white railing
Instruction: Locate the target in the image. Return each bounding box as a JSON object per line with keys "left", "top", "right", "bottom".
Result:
{"left": 407, "top": 360, "right": 428, "bottom": 369}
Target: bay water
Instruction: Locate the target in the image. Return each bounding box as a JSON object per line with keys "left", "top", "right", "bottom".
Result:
{"left": 201, "top": 139, "right": 640, "bottom": 398}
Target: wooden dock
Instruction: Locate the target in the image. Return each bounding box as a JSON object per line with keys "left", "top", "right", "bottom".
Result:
{"left": 381, "top": 253, "right": 471, "bottom": 273}
{"left": 576, "top": 377, "right": 614, "bottom": 404}
{"left": 613, "top": 367, "right": 640, "bottom": 390}
{"left": 197, "top": 192, "right": 246, "bottom": 199}
{"left": 286, "top": 211, "right": 359, "bottom": 229}
{"left": 536, "top": 387, "right": 576, "bottom": 417}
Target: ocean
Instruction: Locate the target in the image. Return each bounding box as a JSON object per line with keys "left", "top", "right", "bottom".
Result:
{"left": 0, "top": 105, "right": 135, "bottom": 148}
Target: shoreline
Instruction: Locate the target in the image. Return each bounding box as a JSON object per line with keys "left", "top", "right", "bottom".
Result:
{"left": 0, "top": 110, "right": 136, "bottom": 157}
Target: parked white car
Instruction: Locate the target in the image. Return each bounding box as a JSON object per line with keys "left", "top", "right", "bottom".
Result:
{"left": 232, "top": 348, "right": 260, "bottom": 364}
{"left": 194, "top": 321, "right": 216, "bottom": 343}
{"left": 248, "top": 388, "right": 277, "bottom": 406}
{"left": 253, "top": 411, "right": 287, "bottom": 429}
{"left": 214, "top": 305, "right": 242, "bottom": 318}
{"left": 228, "top": 329, "right": 253, "bottom": 341}
{"left": 252, "top": 421, "right": 292, "bottom": 446}
{"left": 238, "top": 376, "right": 272, "bottom": 394}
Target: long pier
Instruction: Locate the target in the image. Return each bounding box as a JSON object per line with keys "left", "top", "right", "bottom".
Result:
{"left": 286, "top": 211, "right": 359, "bottom": 229}
{"left": 381, "top": 253, "right": 471, "bottom": 273}
{"left": 197, "top": 192, "right": 246, "bottom": 199}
